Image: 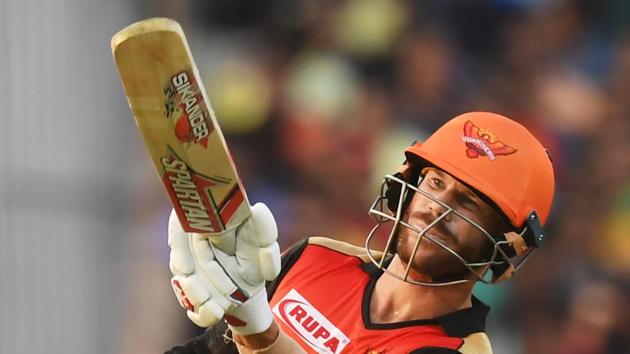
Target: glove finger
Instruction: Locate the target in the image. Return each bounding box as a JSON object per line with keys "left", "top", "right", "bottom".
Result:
{"left": 186, "top": 299, "right": 225, "bottom": 327}
{"left": 232, "top": 218, "right": 265, "bottom": 285}
{"left": 214, "top": 243, "right": 263, "bottom": 293}
{"left": 171, "top": 276, "right": 194, "bottom": 311}
{"left": 234, "top": 220, "right": 258, "bottom": 265}
{"left": 259, "top": 242, "right": 281, "bottom": 281}
{"left": 249, "top": 203, "right": 278, "bottom": 247}
{"left": 168, "top": 209, "right": 194, "bottom": 275}
{"left": 168, "top": 209, "right": 187, "bottom": 247}
{"left": 190, "top": 233, "right": 215, "bottom": 263}
{"left": 191, "top": 237, "right": 257, "bottom": 303}
{"left": 172, "top": 274, "right": 211, "bottom": 309}
{"left": 206, "top": 254, "right": 259, "bottom": 303}
{"left": 169, "top": 249, "right": 195, "bottom": 276}
{"left": 187, "top": 310, "right": 213, "bottom": 328}
{"left": 190, "top": 234, "right": 240, "bottom": 297}
{"left": 201, "top": 260, "right": 238, "bottom": 297}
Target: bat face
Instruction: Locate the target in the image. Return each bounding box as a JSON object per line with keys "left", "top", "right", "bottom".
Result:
{"left": 112, "top": 18, "right": 250, "bottom": 233}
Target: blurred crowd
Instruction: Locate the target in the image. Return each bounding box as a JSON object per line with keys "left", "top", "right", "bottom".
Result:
{"left": 129, "top": 1, "right": 630, "bottom": 353}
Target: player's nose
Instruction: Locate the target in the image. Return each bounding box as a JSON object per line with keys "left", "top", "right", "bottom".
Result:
{"left": 419, "top": 191, "right": 453, "bottom": 222}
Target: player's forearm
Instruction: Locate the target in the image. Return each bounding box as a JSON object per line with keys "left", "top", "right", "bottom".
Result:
{"left": 233, "top": 321, "right": 305, "bottom": 354}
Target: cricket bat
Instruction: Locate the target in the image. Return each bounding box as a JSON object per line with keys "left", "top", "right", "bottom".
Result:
{"left": 111, "top": 18, "right": 250, "bottom": 233}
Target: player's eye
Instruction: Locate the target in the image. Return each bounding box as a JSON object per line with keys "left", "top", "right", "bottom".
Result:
{"left": 429, "top": 177, "right": 443, "bottom": 189}
{"left": 459, "top": 195, "right": 479, "bottom": 211}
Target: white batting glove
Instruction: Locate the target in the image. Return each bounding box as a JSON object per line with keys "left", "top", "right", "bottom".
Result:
{"left": 210, "top": 202, "right": 281, "bottom": 287}
{"left": 168, "top": 203, "right": 281, "bottom": 335}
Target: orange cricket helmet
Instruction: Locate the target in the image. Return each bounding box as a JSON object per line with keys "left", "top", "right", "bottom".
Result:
{"left": 405, "top": 111, "right": 555, "bottom": 230}
{"left": 366, "top": 111, "right": 555, "bottom": 285}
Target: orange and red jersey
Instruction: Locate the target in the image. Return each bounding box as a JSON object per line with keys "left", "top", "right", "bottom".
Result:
{"left": 265, "top": 237, "right": 493, "bottom": 354}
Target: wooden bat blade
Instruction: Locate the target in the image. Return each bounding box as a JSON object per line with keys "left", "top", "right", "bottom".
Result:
{"left": 112, "top": 18, "right": 251, "bottom": 233}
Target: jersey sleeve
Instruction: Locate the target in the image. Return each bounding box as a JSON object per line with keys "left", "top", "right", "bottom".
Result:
{"left": 163, "top": 239, "right": 310, "bottom": 354}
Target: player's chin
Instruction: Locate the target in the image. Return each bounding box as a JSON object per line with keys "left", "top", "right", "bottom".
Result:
{"left": 397, "top": 255, "right": 467, "bottom": 284}
{"left": 396, "top": 233, "right": 442, "bottom": 268}
{"left": 401, "top": 248, "right": 472, "bottom": 283}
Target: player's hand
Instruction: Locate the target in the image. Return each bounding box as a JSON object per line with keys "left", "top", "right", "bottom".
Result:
{"left": 167, "top": 203, "right": 281, "bottom": 335}
{"left": 211, "top": 202, "right": 281, "bottom": 287}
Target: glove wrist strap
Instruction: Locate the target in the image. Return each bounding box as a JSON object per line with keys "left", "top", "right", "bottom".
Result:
{"left": 227, "top": 290, "right": 273, "bottom": 335}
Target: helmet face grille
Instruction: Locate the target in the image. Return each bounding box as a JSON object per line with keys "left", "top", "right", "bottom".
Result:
{"left": 365, "top": 174, "right": 532, "bottom": 286}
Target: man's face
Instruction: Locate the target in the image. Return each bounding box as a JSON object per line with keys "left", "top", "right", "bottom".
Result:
{"left": 396, "top": 168, "right": 505, "bottom": 282}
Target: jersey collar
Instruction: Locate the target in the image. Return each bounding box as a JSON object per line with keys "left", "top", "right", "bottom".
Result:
{"left": 360, "top": 260, "right": 490, "bottom": 337}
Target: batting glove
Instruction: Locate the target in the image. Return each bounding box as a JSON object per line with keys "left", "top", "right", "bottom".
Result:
{"left": 168, "top": 203, "right": 281, "bottom": 335}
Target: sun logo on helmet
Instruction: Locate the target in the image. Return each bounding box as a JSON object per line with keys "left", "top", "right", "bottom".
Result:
{"left": 461, "top": 120, "right": 517, "bottom": 160}
{"left": 477, "top": 127, "right": 495, "bottom": 141}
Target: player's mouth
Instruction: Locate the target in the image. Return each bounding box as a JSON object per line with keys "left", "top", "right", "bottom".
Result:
{"left": 415, "top": 225, "right": 451, "bottom": 245}
{"left": 411, "top": 221, "right": 457, "bottom": 245}
{"left": 404, "top": 213, "right": 456, "bottom": 246}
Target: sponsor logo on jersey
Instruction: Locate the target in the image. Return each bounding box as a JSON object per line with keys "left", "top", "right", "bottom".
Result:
{"left": 273, "top": 289, "right": 350, "bottom": 354}
{"left": 164, "top": 71, "right": 213, "bottom": 147}
{"left": 461, "top": 120, "right": 517, "bottom": 160}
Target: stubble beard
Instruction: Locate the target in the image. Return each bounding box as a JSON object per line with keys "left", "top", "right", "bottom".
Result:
{"left": 394, "top": 228, "right": 473, "bottom": 283}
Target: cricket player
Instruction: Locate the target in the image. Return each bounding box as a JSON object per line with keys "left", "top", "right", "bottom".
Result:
{"left": 164, "top": 111, "right": 555, "bottom": 354}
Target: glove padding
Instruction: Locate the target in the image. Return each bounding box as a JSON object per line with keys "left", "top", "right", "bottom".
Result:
{"left": 210, "top": 202, "right": 281, "bottom": 286}
{"left": 168, "top": 203, "right": 281, "bottom": 335}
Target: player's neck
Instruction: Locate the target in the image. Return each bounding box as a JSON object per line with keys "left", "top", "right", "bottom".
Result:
{"left": 369, "top": 255, "right": 474, "bottom": 323}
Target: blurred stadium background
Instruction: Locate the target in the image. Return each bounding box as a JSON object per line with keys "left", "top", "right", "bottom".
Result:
{"left": 1, "top": 0, "right": 629, "bottom": 353}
